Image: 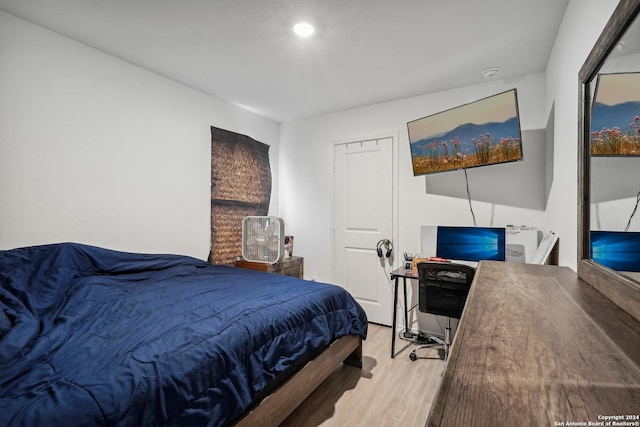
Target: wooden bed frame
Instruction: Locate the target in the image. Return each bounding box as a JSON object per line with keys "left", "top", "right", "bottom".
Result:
{"left": 234, "top": 334, "right": 363, "bottom": 427}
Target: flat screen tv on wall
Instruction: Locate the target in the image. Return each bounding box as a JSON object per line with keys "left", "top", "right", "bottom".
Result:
{"left": 407, "top": 89, "right": 523, "bottom": 176}
{"left": 590, "top": 72, "right": 640, "bottom": 156}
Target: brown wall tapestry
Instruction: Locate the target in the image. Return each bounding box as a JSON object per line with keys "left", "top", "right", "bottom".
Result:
{"left": 210, "top": 127, "right": 272, "bottom": 264}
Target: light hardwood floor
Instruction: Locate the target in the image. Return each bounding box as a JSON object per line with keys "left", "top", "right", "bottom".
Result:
{"left": 280, "top": 324, "right": 444, "bottom": 427}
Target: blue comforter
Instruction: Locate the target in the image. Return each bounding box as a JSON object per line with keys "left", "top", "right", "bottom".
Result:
{"left": 0, "top": 243, "right": 367, "bottom": 427}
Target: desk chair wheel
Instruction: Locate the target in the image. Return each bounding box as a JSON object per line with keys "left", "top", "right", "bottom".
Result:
{"left": 409, "top": 341, "right": 444, "bottom": 361}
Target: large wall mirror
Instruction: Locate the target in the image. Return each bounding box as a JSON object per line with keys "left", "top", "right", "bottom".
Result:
{"left": 578, "top": 0, "right": 640, "bottom": 322}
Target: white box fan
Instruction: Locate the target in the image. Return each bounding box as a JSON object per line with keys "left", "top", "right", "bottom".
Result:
{"left": 242, "top": 216, "right": 285, "bottom": 264}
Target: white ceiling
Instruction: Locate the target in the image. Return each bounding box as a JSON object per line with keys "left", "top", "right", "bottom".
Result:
{"left": 0, "top": 0, "right": 570, "bottom": 123}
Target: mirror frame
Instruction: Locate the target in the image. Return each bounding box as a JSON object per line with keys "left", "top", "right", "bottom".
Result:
{"left": 578, "top": 0, "right": 640, "bottom": 322}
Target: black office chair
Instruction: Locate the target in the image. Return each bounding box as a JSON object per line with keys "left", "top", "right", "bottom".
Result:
{"left": 409, "top": 261, "right": 475, "bottom": 362}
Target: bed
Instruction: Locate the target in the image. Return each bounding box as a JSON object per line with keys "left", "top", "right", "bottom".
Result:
{"left": 0, "top": 242, "right": 368, "bottom": 427}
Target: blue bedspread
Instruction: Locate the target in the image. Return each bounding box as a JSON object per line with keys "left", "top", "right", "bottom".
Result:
{"left": 0, "top": 243, "right": 367, "bottom": 427}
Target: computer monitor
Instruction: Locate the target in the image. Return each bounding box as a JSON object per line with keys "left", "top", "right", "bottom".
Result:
{"left": 590, "top": 230, "right": 640, "bottom": 272}
{"left": 436, "top": 226, "right": 506, "bottom": 262}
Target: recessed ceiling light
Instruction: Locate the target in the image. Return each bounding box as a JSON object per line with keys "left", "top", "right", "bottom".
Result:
{"left": 481, "top": 67, "right": 501, "bottom": 78}
{"left": 293, "top": 22, "right": 315, "bottom": 37}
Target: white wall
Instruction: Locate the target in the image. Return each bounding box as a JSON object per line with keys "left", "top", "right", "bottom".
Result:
{"left": 543, "top": 0, "right": 619, "bottom": 268}
{"left": 0, "top": 10, "right": 280, "bottom": 259}
{"left": 0, "top": 0, "right": 624, "bottom": 269}
{"left": 279, "top": 0, "right": 622, "bottom": 282}
{"left": 278, "top": 0, "right": 623, "bottom": 335}
{"left": 280, "top": 74, "right": 551, "bottom": 282}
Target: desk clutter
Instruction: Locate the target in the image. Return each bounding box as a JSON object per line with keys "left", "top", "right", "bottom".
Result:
{"left": 407, "top": 256, "right": 449, "bottom": 270}
{"left": 418, "top": 225, "right": 559, "bottom": 266}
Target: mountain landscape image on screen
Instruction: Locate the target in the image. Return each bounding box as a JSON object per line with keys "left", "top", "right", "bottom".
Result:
{"left": 408, "top": 89, "right": 523, "bottom": 176}
{"left": 409, "top": 116, "right": 522, "bottom": 175}
{"left": 591, "top": 101, "right": 640, "bottom": 156}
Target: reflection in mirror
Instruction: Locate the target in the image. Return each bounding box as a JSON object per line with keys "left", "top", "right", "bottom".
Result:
{"left": 589, "top": 6, "right": 640, "bottom": 283}
{"left": 579, "top": 0, "right": 640, "bottom": 323}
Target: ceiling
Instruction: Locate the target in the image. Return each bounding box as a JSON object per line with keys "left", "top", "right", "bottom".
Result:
{"left": 0, "top": 0, "right": 570, "bottom": 123}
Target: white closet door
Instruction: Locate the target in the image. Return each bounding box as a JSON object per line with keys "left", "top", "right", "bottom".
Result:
{"left": 333, "top": 137, "right": 394, "bottom": 325}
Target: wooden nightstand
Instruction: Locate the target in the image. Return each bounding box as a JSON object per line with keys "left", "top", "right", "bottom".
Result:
{"left": 234, "top": 256, "right": 304, "bottom": 279}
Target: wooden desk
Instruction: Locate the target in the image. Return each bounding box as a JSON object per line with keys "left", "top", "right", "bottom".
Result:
{"left": 428, "top": 261, "right": 640, "bottom": 427}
